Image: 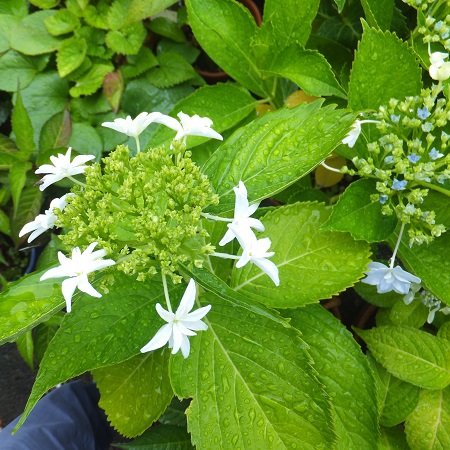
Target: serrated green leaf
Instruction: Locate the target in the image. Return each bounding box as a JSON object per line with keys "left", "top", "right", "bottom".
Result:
{"left": 203, "top": 102, "right": 356, "bottom": 214}
{"left": 20, "top": 72, "right": 69, "bottom": 145}
{"left": 389, "top": 298, "right": 428, "bottom": 328}
{"left": 105, "top": 21, "right": 146, "bottom": 55}
{"left": 83, "top": 1, "right": 109, "bottom": 30}
{"left": 186, "top": 0, "right": 268, "bottom": 97}
{"left": 15, "top": 273, "right": 183, "bottom": 432}
{"left": 93, "top": 351, "right": 173, "bottom": 437}
{"left": 66, "top": 0, "right": 89, "bottom": 16}
{"left": 361, "top": 0, "right": 394, "bottom": 31}
{"left": 107, "top": 0, "right": 130, "bottom": 30}
{"left": 148, "top": 17, "right": 186, "bottom": 43}
{"left": 0, "top": 134, "right": 19, "bottom": 155}
{"left": 34, "top": 317, "right": 62, "bottom": 363}
{"left": 170, "top": 292, "right": 336, "bottom": 449}
{"left": 11, "top": 185, "right": 42, "bottom": 244}
{"left": 57, "top": 37, "right": 87, "bottom": 78}
{"left": 9, "top": 161, "right": 32, "bottom": 216}
{"left": 45, "top": 9, "right": 80, "bottom": 36}
{"left": 0, "top": 14, "right": 21, "bottom": 53}
{"left": 159, "top": 398, "right": 189, "bottom": 427}
{"left": 29, "top": 0, "right": 59, "bottom": 8}
{"left": 145, "top": 52, "right": 197, "bottom": 89}
{"left": 323, "top": 178, "right": 398, "bottom": 242}
{"left": 348, "top": 22, "right": 422, "bottom": 110}
{"left": 379, "top": 426, "right": 409, "bottom": 450}
{"left": 232, "top": 202, "right": 370, "bottom": 306}
{"left": 11, "top": 10, "right": 63, "bottom": 55}
{"left": 368, "top": 355, "right": 420, "bottom": 427}
{"left": 125, "top": 0, "right": 177, "bottom": 25}
{"left": 146, "top": 83, "right": 256, "bottom": 149}
{"left": 69, "top": 62, "right": 113, "bottom": 97}
{"left": 0, "top": 50, "right": 49, "bottom": 92}
{"left": 115, "top": 425, "right": 194, "bottom": 450}
{"left": 12, "top": 89, "right": 35, "bottom": 156}
{"left": 285, "top": 305, "right": 379, "bottom": 449}
{"left": 39, "top": 110, "right": 72, "bottom": 152}
{"left": 267, "top": 45, "right": 346, "bottom": 98}
{"left": 0, "top": 267, "right": 61, "bottom": 345}
{"left": 358, "top": 326, "right": 450, "bottom": 389}
{"left": 67, "top": 122, "right": 103, "bottom": 160}
{"left": 0, "top": 0, "right": 28, "bottom": 17}
{"left": 16, "top": 330, "right": 34, "bottom": 371}
{"left": 122, "top": 46, "right": 158, "bottom": 79}
{"left": 405, "top": 387, "right": 450, "bottom": 450}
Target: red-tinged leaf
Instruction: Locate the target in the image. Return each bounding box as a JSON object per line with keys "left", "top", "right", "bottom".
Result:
{"left": 103, "top": 71, "right": 124, "bottom": 113}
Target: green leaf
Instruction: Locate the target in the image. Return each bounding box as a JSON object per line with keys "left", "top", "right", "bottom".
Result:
{"left": 267, "top": 45, "right": 346, "bottom": 98}
{"left": 145, "top": 52, "right": 197, "bottom": 89}
{"left": 92, "top": 351, "right": 173, "bottom": 438}
{"left": 16, "top": 330, "right": 34, "bottom": 371}
{"left": 34, "top": 316, "right": 62, "bottom": 363}
{"left": 45, "top": 9, "right": 80, "bottom": 36}
{"left": 170, "top": 292, "right": 336, "bottom": 449}
{"left": 348, "top": 21, "right": 422, "bottom": 110}
{"left": 83, "top": 1, "right": 109, "bottom": 30}
{"left": 357, "top": 326, "right": 450, "bottom": 389}
{"left": 148, "top": 17, "right": 186, "bottom": 43}
{"left": 12, "top": 89, "right": 35, "bottom": 156}
{"left": 322, "top": 178, "right": 398, "bottom": 242}
{"left": 57, "top": 37, "right": 87, "bottom": 78}
{"left": 361, "top": 0, "right": 395, "bottom": 31}
{"left": 0, "top": 50, "right": 49, "bottom": 92}
{"left": 39, "top": 110, "right": 72, "bottom": 152}
{"left": 146, "top": 83, "right": 256, "bottom": 149}
{"left": 0, "top": 209, "right": 11, "bottom": 236}
{"left": 103, "top": 71, "right": 124, "bottom": 112}
{"left": 11, "top": 185, "right": 42, "bottom": 244}
{"left": 20, "top": 72, "right": 69, "bottom": 145}
{"left": 115, "top": 425, "right": 194, "bottom": 450}
{"left": 0, "top": 268, "right": 62, "bottom": 345}
{"left": 186, "top": 0, "right": 268, "bottom": 97}
{"left": 368, "top": 355, "right": 420, "bottom": 427}
{"left": 125, "top": 0, "right": 177, "bottom": 25}
{"left": 232, "top": 202, "right": 371, "bottom": 307}
{"left": 69, "top": 62, "right": 113, "bottom": 97}
{"left": 354, "top": 282, "right": 402, "bottom": 308}
{"left": 29, "top": 0, "right": 59, "bottom": 8}
{"left": 203, "top": 102, "right": 356, "bottom": 214}
{"left": 0, "top": 0, "right": 28, "bottom": 17}
{"left": 333, "top": 0, "right": 346, "bottom": 13}
{"left": 285, "top": 305, "right": 379, "bottom": 449}
{"left": 379, "top": 426, "right": 409, "bottom": 450}
{"left": 15, "top": 274, "right": 183, "bottom": 431}
{"left": 0, "top": 14, "right": 21, "bottom": 53}
{"left": 389, "top": 298, "right": 428, "bottom": 328}
{"left": 105, "top": 22, "right": 146, "bottom": 55}
{"left": 11, "top": 10, "right": 64, "bottom": 55}
{"left": 159, "top": 398, "right": 190, "bottom": 427}
{"left": 9, "top": 161, "right": 32, "bottom": 216}
{"left": 121, "top": 46, "right": 158, "bottom": 79}
{"left": 67, "top": 122, "right": 103, "bottom": 161}
{"left": 405, "top": 387, "right": 450, "bottom": 450}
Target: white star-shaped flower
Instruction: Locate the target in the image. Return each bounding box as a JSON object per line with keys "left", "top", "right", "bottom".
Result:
{"left": 35, "top": 147, "right": 95, "bottom": 191}
{"left": 219, "top": 181, "right": 264, "bottom": 246}
{"left": 361, "top": 262, "right": 421, "bottom": 294}
{"left": 40, "top": 242, "right": 116, "bottom": 313}
{"left": 429, "top": 51, "right": 450, "bottom": 81}
{"left": 101, "top": 112, "right": 164, "bottom": 139}
{"left": 152, "top": 111, "right": 223, "bottom": 143}
{"left": 140, "top": 279, "right": 211, "bottom": 359}
{"left": 230, "top": 224, "right": 279, "bottom": 286}
{"left": 19, "top": 194, "right": 71, "bottom": 242}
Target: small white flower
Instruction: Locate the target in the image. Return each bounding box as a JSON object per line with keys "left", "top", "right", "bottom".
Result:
{"left": 429, "top": 51, "right": 450, "bottom": 81}
{"left": 403, "top": 282, "right": 421, "bottom": 305}
{"left": 342, "top": 121, "right": 362, "bottom": 148}
{"left": 362, "top": 262, "right": 421, "bottom": 295}
{"left": 35, "top": 147, "right": 95, "bottom": 191}
{"left": 19, "top": 194, "right": 71, "bottom": 242}
{"left": 40, "top": 242, "right": 115, "bottom": 313}
{"left": 230, "top": 224, "right": 279, "bottom": 286}
{"left": 140, "top": 279, "right": 211, "bottom": 359}
{"left": 101, "top": 112, "right": 164, "bottom": 138}
{"left": 152, "top": 111, "right": 223, "bottom": 142}
{"left": 219, "top": 181, "right": 264, "bottom": 246}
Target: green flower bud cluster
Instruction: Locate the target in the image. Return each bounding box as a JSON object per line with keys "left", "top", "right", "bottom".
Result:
{"left": 347, "top": 84, "right": 450, "bottom": 246}
{"left": 56, "top": 145, "right": 219, "bottom": 283}
{"left": 403, "top": 0, "right": 450, "bottom": 50}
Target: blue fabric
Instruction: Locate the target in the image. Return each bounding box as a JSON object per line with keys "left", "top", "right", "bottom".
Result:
{"left": 0, "top": 381, "right": 114, "bottom": 450}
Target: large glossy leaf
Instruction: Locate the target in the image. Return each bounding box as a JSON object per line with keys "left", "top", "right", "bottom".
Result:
{"left": 285, "top": 305, "right": 379, "bottom": 449}
{"left": 92, "top": 351, "right": 174, "bottom": 438}
{"left": 11, "top": 185, "right": 42, "bottom": 245}
{"left": 12, "top": 89, "right": 35, "bottom": 157}
{"left": 14, "top": 273, "right": 184, "bottom": 431}
{"left": 202, "top": 101, "right": 356, "bottom": 214}
{"left": 348, "top": 21, "right": 422, "bottom": 110}
{"left": 170, "top": 292, "right": 336, "bottom": 449}
{"left": 360, "top": 0, "right": 395, "bottom": 30}
{"left": 232, "top": 202, "right": 371, "bottom": 307}
{"left": 358, "top": 326, "right": 450, "bottom": 389}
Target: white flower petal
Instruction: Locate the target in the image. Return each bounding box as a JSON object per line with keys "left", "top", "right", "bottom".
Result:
{"left": 184, "top": 304, "right": 212, "bottom": 322}
{"left": 218, "top": 228, "right": 235, "bottom": 246}
{"left": 177, "top": 322, "right": 197, "bottom": 337}
{"left": 140, "top": 323, "right": 173, "bottom": 353}
{"left": 152, "top": 114, "right": 182, "bottom": 132}
{"left": 253, "top": 257, "right": 280, "bottom": 286}
{"left": 176, "top": 279, "right": 197, "bottom": 318}
{"left": 77, "top": 273, "right": 102, "bottom": 298}
{"left": 155, "top": 303, "right": 175, "bottom": 323}
{"left": 171, "top": 324, "right": 184, "bottom": 354}
{"left": 180, "top": 335, "right": 191, "bottom": 359}
{"left": 61, "top": 277, "right": 80, "bottom": 312}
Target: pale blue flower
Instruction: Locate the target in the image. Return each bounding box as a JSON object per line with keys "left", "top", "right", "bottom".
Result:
{"left": 421, "top": 122, "right": 433, "bottom": 132}
{"left": 407, "top": 153, "right": 421, "bottom": 163}
{"left": 390, "top": 114, "right": 401, "bottom": 123}
{"left": 429, "top": 148, "right": 444, "bottom": 160}
{"left": 417, "top": 107, "right": 430, "bottom": 120}
{"left": 384, "top": 156, "right": 394, "bottom": 164}
{"left": 379, "top": 194, "right": 388, "bottom": 204}
{"left": 392, "top": 179, "right": 407, "bottom": 190}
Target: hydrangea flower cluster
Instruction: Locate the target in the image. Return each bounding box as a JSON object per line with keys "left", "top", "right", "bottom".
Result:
{"left": 21, "top": 111, "right": 280, "bottom": 359}
{"left": 403, "top": 285, "right": 450, "bottom": 323}
{"left": 343, "top": 82, "right": 450, "bottom": 246}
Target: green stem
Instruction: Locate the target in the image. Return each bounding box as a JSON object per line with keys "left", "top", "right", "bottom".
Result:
{"left": 389, "top": 222, "right": 405, "bottom": 269}
{"left": 162, "top": 273, "right": 173, "bottom": 313}
{"left": 67, "top": 176, "right": 88, "bottom": 188}
{"left": 415, "top": 180, "right": 450, "bottom": 198}
{"left": 201, "top": 212, "right": 233, "bottom": 222}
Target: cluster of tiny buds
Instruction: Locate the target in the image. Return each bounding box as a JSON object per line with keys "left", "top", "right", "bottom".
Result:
{"left": 404, "top": 284, "right": 450, "bottom": 323}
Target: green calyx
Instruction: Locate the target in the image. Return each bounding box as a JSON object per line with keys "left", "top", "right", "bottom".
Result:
{"left": 57, "top": 145, "right": 219, "bottom": 283}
